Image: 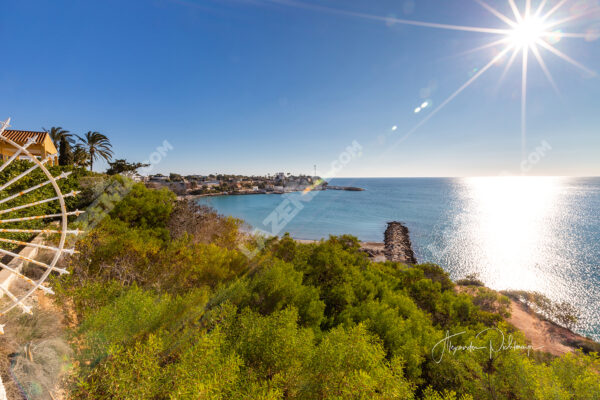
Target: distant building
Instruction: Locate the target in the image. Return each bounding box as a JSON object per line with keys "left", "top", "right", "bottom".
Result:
{"left": 149, "top": 174, "right": 169, "bottom": 182}
{"left": 0, "top": 130, "right": 58, "bottom": 165}
{"left": 123, "top": 171, "right": 143, "bottom": 182}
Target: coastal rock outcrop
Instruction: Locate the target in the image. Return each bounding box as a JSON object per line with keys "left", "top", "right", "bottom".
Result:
{"left": 384, "top": 222, "right": 417, "bottom": 264}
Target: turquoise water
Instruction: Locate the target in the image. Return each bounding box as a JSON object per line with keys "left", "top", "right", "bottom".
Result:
{"left": 199, "top": 177, "right": 600, "bottom": 340}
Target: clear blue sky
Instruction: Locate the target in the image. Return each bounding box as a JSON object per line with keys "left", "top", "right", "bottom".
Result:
{"left": 2, "top": 0, "right": 599, "bottom": 176}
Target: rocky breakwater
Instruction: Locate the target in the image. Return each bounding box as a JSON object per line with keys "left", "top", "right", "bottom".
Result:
{"left": 384, "top": 222, "right": 417, "bottom": 264}
{"left": 325, "top": 186, "right": 364, "bottom": 191}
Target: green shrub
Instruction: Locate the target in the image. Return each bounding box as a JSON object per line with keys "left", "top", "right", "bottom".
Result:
{"left": 213, "top": 259, "right": 325, "bottom": 328}
{"left": 306, "top": 324, "right": 414, "bottom": 399}
{"left": 456, "top": 273, "right": 485, "bottom": 287}
{"left": 54, "top": 185, "right": 600, "bottom": 400}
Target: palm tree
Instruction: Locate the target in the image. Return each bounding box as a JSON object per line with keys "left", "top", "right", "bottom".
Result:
{"left": 72, "top": 144, "right": 90, "bottom": 168}
{"left": 46, "top": 126, "right": 74, "bottom": 147}
{"left": 76, "top": 131, "right": 113, "bottom": 171}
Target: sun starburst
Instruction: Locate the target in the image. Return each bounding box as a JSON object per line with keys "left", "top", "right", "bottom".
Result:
{"left": 376, "top": 0, "right": 598, "bottom": 162}
{"left": 509, "top": 15, "right": 546, "bottom": 47}
{"left": 225, "top": 0, "right": 598, "bottom": 164}
{"left": 473, "top": 0, "right": 598, "bottom": 160}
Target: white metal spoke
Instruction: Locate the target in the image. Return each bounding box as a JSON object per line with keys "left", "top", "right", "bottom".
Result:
{"left": 0, "top": 237, "right": 76, "bottom": 254}
{"left": 0, "top": 138, "right": 36, "bottom": 173}
{"left": 0, "top": 210, "right": 83, "bottom": 224}
{"left": 0, "top": 171, "right": 72, "bottom": 206}
{"left": 0, "top": 118, "right": 10, "bottom": 135}
{"left": 0, "top": 157, "right": 51, "bottom": 192}
{"left": 0, "top": 262, "right": 54, "bottom": 295}
{"left": 0, "top": 228, "right": 80, "bottom": 235}
{"left": 0, "top": 285, "right": 32, "bottom": 315}
{"left": 0, "top": 247, "right": 69, "bottom": 274}
{"left": 0, "top": 190, "right": 79, "bottom": 215}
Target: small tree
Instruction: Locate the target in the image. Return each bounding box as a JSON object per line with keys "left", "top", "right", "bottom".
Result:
{"left": 106, "top": 159, "right": 150, "bottom": 176}
{"left": 58, "top": 136, "right": 74, "bottom": 166}
{"left": 169, "top": 173, "right": 183, "bottom": 182}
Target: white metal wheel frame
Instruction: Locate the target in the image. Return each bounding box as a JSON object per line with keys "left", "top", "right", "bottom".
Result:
{"left": 0, "top": 118, "right": 80, "bottom": 329}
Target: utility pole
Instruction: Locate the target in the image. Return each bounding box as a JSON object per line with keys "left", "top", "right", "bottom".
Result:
{"left": 313, "top": 164, "right": 317, "bottom": 177}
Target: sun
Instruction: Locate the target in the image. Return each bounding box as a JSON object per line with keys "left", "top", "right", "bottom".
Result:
{"left": 378, "top": 0, "right": 597, "bottom": 162}
{"left": 266, "top": 0, "right": 598, "bottom": 164}
{"left": 508, "top": 16, "right": 546, "bottom": 48}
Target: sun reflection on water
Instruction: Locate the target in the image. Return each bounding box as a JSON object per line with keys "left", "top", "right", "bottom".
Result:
{"left": 456, "top": 176, "right": 565, "bottom": 292}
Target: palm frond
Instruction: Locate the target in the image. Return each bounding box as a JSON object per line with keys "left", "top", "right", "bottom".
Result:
{"left": 75, "top": 131, "right": 113, "bottom": 171}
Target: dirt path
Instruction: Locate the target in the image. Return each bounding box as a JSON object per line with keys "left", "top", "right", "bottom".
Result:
{"left": 456, "top": 284, "right": 597, "bottom": 357}
{"left": 507, "top": 300, "right": 574, "bottom": 356}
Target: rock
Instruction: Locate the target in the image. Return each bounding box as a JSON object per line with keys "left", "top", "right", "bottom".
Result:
{"left": 384, "top": 222, "right": 417, "bottom": 264}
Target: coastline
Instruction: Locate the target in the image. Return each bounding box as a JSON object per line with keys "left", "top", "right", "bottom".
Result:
{"left": 176, "top": 185, "right": 365, "bottom": 201}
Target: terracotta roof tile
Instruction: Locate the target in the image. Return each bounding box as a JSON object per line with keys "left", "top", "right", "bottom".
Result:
{"left": 2, "top": 130, "right": 49, "bottom": 145}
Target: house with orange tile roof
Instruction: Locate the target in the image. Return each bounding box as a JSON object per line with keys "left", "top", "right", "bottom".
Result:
{"left": 0, "top": 130, "right": 58, "bottom": 165}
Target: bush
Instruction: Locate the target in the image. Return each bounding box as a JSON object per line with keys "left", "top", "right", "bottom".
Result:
{"left": 167, "top": 200, "right": 243, "bottom": 248}
{"left": 54, "top": 185, "right": 600, "bottom": 399}
{"left": 456, "top": 273, "right": 485, "bottom": 287}
{"left": 306, "top": 324, "right": 414, "bottom": 399}
{"left": 213, "top": 259, "right": 325, "bottom": 328}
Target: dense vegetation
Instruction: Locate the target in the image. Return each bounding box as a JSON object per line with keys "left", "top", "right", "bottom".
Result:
{"left": 0, "top": 161, "right": 95, "bottom": 252}
{"left": 48, "top": 181, "right": 600, "bottom": 399}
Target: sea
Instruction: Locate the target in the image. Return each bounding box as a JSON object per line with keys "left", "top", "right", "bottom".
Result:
{"left": 198, "top": 177, "right": 600, "bottom": 341}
